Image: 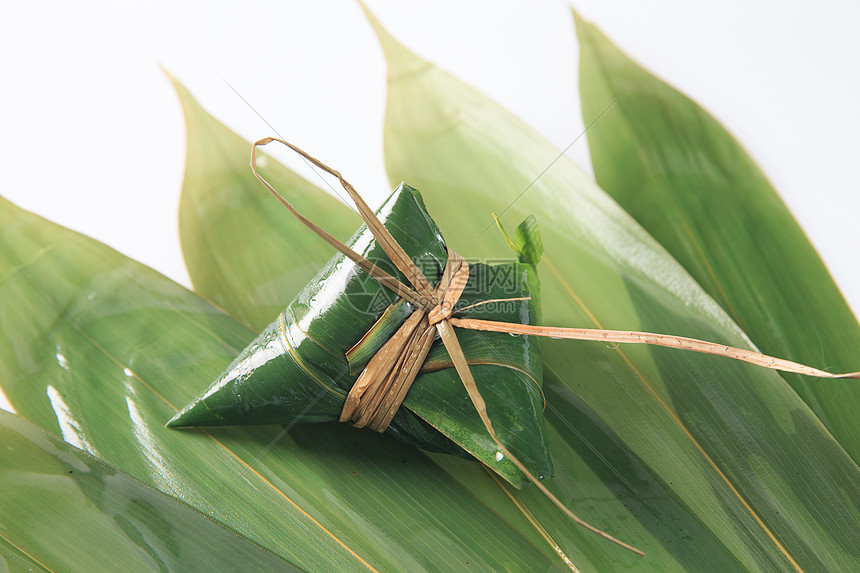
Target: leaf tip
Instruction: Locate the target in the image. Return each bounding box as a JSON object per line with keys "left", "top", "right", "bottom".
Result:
{"left": 157, "top": 63, "right": 176, "bottom": 83}
{"left": 494, "top": 214, "right": 543, "bottom": 265}
{"left": 359, "top": 0, "right": 425, "bottom": 76}
{"left": 572, "top": 8, "right": 607, "bottom": 56}
{"left": 569, "top": 6, "right": 586, "bottom": 26}
{"left": 514, "top": 215, "right": 543, "bottom": 266}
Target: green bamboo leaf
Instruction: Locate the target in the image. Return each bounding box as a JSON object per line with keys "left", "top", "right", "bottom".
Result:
{"left": 170, "top": 73, "right": 360, "bottom": 329}
{"left": 370, "top": 7, "right": 860, "bottom": 571}
{"left": 0, "top": 409, "right": 297, "bottom": 573}
{"left": 574, "top": 12, "right": 860, "bottom": 464}
{"left": 0, "top": 194, "right": 568, "bottom": 571}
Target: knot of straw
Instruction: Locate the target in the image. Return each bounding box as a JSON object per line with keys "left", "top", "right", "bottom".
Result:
{"left": 338, "top": 248, "right": 469, "bottom": 431}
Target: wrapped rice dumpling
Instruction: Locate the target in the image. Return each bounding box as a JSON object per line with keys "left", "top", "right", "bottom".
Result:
{"left": 168, "top": 183, "right": 551, "bottom": 486}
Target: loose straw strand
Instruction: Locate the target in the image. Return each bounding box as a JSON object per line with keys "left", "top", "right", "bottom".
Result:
{"left": 251, "top": 137, "right": 437, "bottom": 302}
{"left": 450, "top": 319, "right": 860, "bottom": 380}
{"left": 436, "top": 320, "right": 645, "bottom": 556}
{"left": 251, "top": 138, "right": 426, "bottom": 307}
{"left": 453, "top": 297, "right": 532, "bottom": 314}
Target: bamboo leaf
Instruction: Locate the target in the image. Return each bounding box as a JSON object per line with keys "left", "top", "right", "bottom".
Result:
{"left": 0, "top": 194, "right": 567, "bottom": 571}
{"left": 370, "top": 7, "right": 860, "bottom": 571}
{"left": 170, "top": 74, "right": 360, "bottom": 329}
{"left": 0, "top": 410, "right": 298, "bottom": 573}
{"left": 574, "top": 12, "right": 860, "bottom": 464}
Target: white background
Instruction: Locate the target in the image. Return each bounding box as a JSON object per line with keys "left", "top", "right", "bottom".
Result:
{"left": 1, "top": 1, "right": 858, "bottom": 409}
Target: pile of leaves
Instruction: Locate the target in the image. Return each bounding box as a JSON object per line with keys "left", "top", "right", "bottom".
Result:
{"left": 1, "top": 9, "right": 858, "bottom": 572}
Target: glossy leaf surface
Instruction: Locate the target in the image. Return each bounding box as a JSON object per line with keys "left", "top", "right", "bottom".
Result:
{"left": 575, "top": 12, "right": 860, "bottom": 464}
{"left": 0, "top": 410, "right": 297, "bottom": 573}
{"left": 0, "top": 195, "right": 565, "bottom": 572}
